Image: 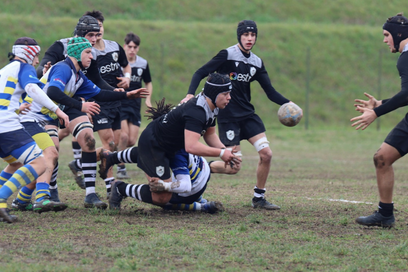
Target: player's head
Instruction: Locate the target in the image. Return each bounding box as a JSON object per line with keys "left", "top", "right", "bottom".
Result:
{"left": 383, "top": 13, "right": 408, "bottom": 53}
{"left": 237, "top": 20, "right": 258, "bottom": 50}
{"left": 9, "top": 37, "right": 41, "bottom": 65}
{"left": 203, "top": 73, "right": 232, "bottom": 108}
{"left": 67, "top": 37, "right": 92, "bottom": 68}
{"left": 74, "top": 15, "right": 100, "bottom": 38}
{"left": 124, "top": 32, "right": 141, "bottom": 58}
{"left": 84, "top": 10, "right": 104, "bottom": 40}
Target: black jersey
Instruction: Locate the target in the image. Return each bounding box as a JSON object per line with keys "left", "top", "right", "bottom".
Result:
{"left": 152, "top": 94, "right": 217, "bottom": 154}
{"left": 188, "top": 44, "right": 289, "bottom": 122}
{"left": 36, "top": 37, "right": 113, "bottom": 91}
{"left": 374, "top": 50, "right": 408, "bottom": 117}
{"left": 93, "top": 39, "right": 129, "bottom": 109}
{"left": 122, "top": 55, "right": 152, "bottom": 108}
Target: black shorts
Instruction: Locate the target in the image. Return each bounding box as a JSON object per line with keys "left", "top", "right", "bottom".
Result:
{"left": 218, "top": 113, "right": 266, "bottom": 146}
{"left": 120, "top": 103, "right": 141, "bottom": 127}
{"left": 47, "top": 106, "right": 87, "bottom": 129}
{"left": 384, "top": 115, "right": 408, "bottom": 156}
{"left": 92, "top": 107, "right": 121, "bottom": 131}
{"left": 137, "top": 123, "right": 172, "bottom": 180}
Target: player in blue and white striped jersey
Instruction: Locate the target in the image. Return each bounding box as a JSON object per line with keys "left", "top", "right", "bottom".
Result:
{"left": 0, "top": 37, "right": 69, "bottom": 223}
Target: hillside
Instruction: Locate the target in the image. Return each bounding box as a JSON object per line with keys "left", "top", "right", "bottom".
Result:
{"left": 0, "top": 0, "right": 406, "bottom": 129}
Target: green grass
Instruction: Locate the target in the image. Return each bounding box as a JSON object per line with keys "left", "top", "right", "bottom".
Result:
{"left": 1, "top": 128, "right": 408, "bottom": 271}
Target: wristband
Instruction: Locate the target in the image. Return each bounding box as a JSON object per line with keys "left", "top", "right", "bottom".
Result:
{"left": 219, "top": 148, "right": 225, "bottom": 158}
{"left": 124, "top": 73, "right": 131, "bottom": 79}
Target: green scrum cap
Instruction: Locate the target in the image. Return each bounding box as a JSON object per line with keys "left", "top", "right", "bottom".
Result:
{"left": 67, "top": 37, "right": 92, "bottom": 62}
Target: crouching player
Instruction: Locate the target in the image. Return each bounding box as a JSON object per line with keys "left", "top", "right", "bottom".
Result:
{"left": 100, "top": 146, "right": 225, "bottom": 213}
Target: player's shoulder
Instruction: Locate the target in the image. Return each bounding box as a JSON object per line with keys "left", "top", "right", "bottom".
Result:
{"left": 103, "top": 39, "right": 120, "bottom": 51}
{"left": 134, "top": 55, "right": 148, "bottom": 67}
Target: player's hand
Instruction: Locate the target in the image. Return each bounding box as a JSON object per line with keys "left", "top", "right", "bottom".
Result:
{"left": 42, "top": 61, "right": 52, "bottom": 75}
{"left": 113, "top": 88, "right": 125, "bottom": 92}
{"left": 116, "top": 76, "right": 130, "bottom": 89}
{"left": 350, "top": 107, "right": 377, "bottom": 130}
{"left": 354, "top": 92, "right": 379, "bottom": 112}
{"left": 220, "top": 147, "right": 242, "bottom": 167}
{"left": 180, "top": 94, "right": 194, "bottom": 104}
{"left": 126, "top": 88, "right": 149, "bottom": 99}
{"left": 149, "top": 178, "right": 166, "bottom": 192}
{"left": 227, "top": 146, "right": 242, "bottom": 169}
{"left": 19, "top": 103, "right": 31, "bottom": 114}
{"left": 55, "top": 108, "right": 70, "bottom": 127}
{"left": 81, "top": 101, "right": 100, "bottom": 115}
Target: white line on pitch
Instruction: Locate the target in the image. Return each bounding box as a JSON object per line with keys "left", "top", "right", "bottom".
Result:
{"left": 306, "top": 197, "right": 373, "bottom": 204}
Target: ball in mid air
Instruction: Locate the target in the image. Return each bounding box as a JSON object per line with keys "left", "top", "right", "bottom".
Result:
{"left": 277, "top": 102, "right": 302, "bottom": 127}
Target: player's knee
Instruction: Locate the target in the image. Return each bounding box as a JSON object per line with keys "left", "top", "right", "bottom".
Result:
{"left": 373, "top": 151, "right": 386, "bottom": 169}
{"left": 151, "top": 191, "right": 172, "bottom": 205}
{"left": 108, "top": 141, "right": 116, "bottom": 151}
{"left": 84, "top": 133, "right": 96, "bottom": 150}
{"left": 259, "top": 147, "right": 272, "bottom": 163}
{"left": 128, "top": 137, "right": 137, "bottom": 147}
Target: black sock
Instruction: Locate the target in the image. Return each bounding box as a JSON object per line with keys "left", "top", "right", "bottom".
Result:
{"left": 117, "top": 182, "right": 152, "bottom": 204}
{"left": 378, "top": 201, "right": 394, "bottom": 217}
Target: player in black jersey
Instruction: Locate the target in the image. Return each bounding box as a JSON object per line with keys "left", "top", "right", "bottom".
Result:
{"left": 138, "top": 73, "right": 239, "bottom": 205}
{"left": 350, "top": 13, "right": 408, "bottom": 228}
{"left": 117, "top": 33, "right": 153, "bottom": 178}
{"left": 84, "top": 10, "right": 132, "bottom": 193}
{"left": 34, "top": 15, "right": 113, "bottom": 197}
{"left": 181, "top": 20, "right": 302, "bottom": 210}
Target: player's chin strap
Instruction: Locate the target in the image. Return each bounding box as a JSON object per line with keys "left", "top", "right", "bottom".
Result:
{"left": 253, "top": 137, "right": 269, "bottom": 152}
{"left": 78, "top": 61, "right": 86, "bottom": 71}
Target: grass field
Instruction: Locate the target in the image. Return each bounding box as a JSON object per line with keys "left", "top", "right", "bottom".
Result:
{"left": 1, "top": 126, "right": 407, "bottom": 271}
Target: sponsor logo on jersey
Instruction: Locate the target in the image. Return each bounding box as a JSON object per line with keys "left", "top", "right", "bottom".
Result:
{"left": 156, "top": 166, "right": 164, "bottom": 177}
{"left": 229, "top": 71, "right": 253, "bottom": 82}
{"left": 52, "top": 78, "right": 66, "bottom": 86}
{"left": 99, "top": 62, "right": 121, "bottom": 74}
{"left": 130, "top": 74, "right": 141, "bottom": 82}
{"left": 97, "top": 118, "right": 108, "bottom": 124}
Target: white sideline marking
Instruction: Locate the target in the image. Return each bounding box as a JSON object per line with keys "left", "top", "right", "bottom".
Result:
{"left": 306, "top": 197, "right": 373, "bottom": 204}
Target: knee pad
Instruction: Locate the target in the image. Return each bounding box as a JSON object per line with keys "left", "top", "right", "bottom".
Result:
{"left": 72, "top": 122, "right": 93, "bottom": 139}
{"left": 46, "top": 128, "right": 59, "bottom": 138}
{"left": 253, "top": 137, "right": 269, "bottom": 152}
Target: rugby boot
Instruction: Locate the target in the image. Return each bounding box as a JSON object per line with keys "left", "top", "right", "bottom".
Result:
{"left": 109, "top": 181, "right": 124, "bottom": 210}
{"left": 33, "top": 196, "right": 64, "bottom": 213}
{"left": 355, "top": 211, "right": 395, "bottom": 228}
{"left": 98, "top": 149, "right": 114, "bottom": 180}
{"left": 11, "top": 199, "right": 33, "bottom": 211}
{"left": 84, "top": 193, "right": 108, "bottom": 209}
{"left": 252, "top": 197, "right": 281, "bottom": 210}
{"left": 68, "top": 160, "right": 86, "bottom": 189}
{"left": 0, "top": 208, "right": 17, "bottom": 223}
{"left": 202, "top": 201, "right": 224, "bottom": 214}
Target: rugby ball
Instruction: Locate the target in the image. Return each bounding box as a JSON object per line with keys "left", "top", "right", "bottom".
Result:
{"left": 277, "top": 102, "right": 302, "bottom": 127}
